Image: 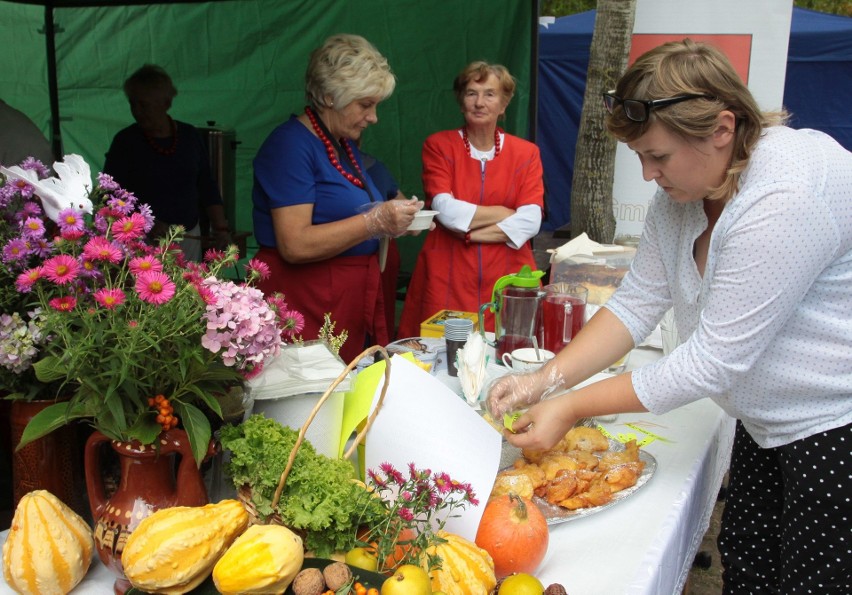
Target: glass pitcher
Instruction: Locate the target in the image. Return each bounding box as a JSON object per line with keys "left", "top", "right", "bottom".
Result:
{"left": 542, "top": 282, "right": 588, "bottom": 353}
{"left": 479, "top": 265, "right": 546, "bottom": 362}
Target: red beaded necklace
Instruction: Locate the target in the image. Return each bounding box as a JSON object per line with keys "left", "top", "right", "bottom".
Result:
{"left": 305, "top": 107, "right": 365, "bottom": 189}
{"left": 462, "top": 127, "right": 502, "bottom": 159}
{"left": 144, "top": 117, "right": 178, "bottom": 156}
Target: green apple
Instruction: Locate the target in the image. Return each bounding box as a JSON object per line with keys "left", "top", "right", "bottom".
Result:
{"left": 380, "top": 564, "right": 431, "bottom": 595}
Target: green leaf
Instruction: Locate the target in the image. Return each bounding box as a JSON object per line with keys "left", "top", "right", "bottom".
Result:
{"left": 185, "top": 384, "right": 224, "bottom": 419}
{"left": 175, "top": 402, "right": 212, "bottom": 467}
{"left": 127, "top": 415, "right": 163, "bottom": 444}
{"left": 16, "top": 401, "right": 85, "bottom": 450}
{"left": 32, "top": 356, "right": 69, "bottom": 382}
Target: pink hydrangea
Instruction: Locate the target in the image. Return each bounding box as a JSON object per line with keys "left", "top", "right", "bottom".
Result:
{"left": 200, "top": 277, "right": 283, "bottom": 377}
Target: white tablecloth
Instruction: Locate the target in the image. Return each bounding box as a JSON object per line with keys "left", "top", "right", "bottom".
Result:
{"left": 532, "top": 347, "right": 734, "bottom": 594}
{"left": 0, "top": 347, "right": 734, "bottom": 595}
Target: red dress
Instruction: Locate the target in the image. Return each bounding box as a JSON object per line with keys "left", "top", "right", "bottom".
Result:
{"left": 398, "top": 130, "right": 544, "bottom": 337}
{"left": 255, "top": 247, "right": 389, "bottom": 364}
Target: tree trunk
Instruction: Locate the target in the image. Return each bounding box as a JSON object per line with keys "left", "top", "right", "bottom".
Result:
{"left": 568, "top": 0, "right": 636, "bottom": 242}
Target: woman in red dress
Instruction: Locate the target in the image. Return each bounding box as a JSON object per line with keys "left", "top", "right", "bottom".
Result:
{"left": 398, "top": 62, "right": 544, "bottom": 337}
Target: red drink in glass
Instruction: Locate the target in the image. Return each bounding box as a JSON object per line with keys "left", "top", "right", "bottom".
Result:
{"left": 496, "top": 334, "right": 534, "bottom": 362}
{"left": 542, "top": 295, "right": 586, "bottom": 353}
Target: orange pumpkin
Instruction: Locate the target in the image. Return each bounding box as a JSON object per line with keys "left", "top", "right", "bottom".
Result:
{"left": 474, "top": 493, "right": 549, "bottom": 578}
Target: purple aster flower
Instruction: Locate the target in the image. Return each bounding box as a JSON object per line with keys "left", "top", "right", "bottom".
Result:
{"left": 2, "top": 238, "right": 31, "bottom": 265}
{"left": 56, "top": 208, "right": 86, "bottom": 233}
{"left": 21, "top": 216, "right": 45, "bottom": 239}
{"left": 20, "top": 157, "right": 50, "bottom": 178}
{"left": 97, "top": 172, "right": 119, "bottom": 191}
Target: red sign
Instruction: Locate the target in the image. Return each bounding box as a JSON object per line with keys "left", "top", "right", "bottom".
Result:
{"left": 628, "top": 34, "right": 753, "bottom": 84}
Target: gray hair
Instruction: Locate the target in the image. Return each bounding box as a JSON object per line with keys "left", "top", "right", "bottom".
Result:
{"left": 305, "top": 34, "right": 396, "bottom": 110}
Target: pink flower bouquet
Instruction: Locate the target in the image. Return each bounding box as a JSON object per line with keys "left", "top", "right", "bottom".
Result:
{"left": 1, "top": 155, "right": 303, "bottom": 463}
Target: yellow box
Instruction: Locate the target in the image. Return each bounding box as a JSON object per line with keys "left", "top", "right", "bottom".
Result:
{"left": 420, "top": 309, "right": 479, "bottom": 338}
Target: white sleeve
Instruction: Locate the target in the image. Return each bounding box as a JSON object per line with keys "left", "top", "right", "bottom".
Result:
{"left": 497, "top": 204, "right": 542, "bottom": 249}
{"left": 431, "top": 193, "right": 476, "bottom": 233}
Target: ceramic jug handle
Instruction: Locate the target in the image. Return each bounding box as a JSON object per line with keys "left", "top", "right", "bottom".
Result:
{"left": 84, "top": 430, "right": 112, "bottom": 521}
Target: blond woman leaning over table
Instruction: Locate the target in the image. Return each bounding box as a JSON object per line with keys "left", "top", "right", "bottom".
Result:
{"left": 487, "top": 39, "right": 852, "bottom": 594}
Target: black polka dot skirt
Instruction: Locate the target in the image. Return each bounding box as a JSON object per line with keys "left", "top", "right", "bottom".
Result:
{"left": 718, "top": 420, "right": 852, "bottom": 594}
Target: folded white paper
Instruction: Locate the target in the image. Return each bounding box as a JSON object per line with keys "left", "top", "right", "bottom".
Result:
{"left": 548, "top": 232, "right": 627, "bottom": 264}
{"left": 248, "top": 341, "right": 351, "bottom": 399}
{"left": 458, "top": 332, "right": 487, "bottom": 405}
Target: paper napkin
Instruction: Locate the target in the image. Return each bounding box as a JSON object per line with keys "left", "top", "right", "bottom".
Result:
{"left": 548, "top": 232, "right": 627, "bottom": 263}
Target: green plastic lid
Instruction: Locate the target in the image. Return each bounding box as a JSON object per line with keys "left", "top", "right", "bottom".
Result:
{"left": 490, "top": 265, "right": 545, "bottom": 303}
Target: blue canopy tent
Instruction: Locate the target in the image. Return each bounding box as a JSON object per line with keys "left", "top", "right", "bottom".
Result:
{"left": 537, "top": 8, "right": 852, "bottom": 232}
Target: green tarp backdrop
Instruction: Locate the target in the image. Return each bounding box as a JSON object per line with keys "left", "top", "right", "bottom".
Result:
{"left": 0, "top": 0, "right": 536, "bottom": 268}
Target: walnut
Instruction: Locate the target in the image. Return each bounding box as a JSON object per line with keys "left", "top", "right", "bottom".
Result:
{"left": 291, "top": 568, "right": 325, "bottom": 595}
{"left": 323, "top": 562, "right": 353, "bottom": 591}
{"left": 491, "top": 577, "right": 506, "bottom": 595}
{"left": 544, "top": 583, "right": 568, "bottom": 595}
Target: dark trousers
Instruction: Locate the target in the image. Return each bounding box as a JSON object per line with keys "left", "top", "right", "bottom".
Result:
{"left": 718, "top": 420, "right": 852, "bottom": 594}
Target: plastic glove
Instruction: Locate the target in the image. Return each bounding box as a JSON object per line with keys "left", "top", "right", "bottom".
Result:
{"left": 503, "top": 397, "right": 580, "bottom": 451}
{"left": 362, "top": 199, "right": 424, "bottom": 238}
{"left": 485, "top": 362, "right": 567, "bottom": 419}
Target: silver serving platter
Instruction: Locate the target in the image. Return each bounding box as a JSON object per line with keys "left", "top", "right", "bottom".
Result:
{"left": 500, "top": 438, "right": 657, "bottom": 525}
{"left": 535, "top": 448, "right": 656, "bottom": 525}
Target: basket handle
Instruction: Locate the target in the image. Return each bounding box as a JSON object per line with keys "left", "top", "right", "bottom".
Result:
{"left": 272, "top": 344, "right": 391, "bottom": 508}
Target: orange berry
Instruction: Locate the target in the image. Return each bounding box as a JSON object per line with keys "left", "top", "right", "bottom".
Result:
{"left": 154, "top": 394, "right": 165, "bottom": 403}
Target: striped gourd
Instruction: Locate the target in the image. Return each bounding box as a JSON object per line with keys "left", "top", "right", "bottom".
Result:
{"left": 121, "top": 499, "right": 249, "bottom": 594}
{"left": 421, "top": 530, "right": 496, "bottom": 595}
{"left": 2, "top": 490, "right": 95, "bottom": 595}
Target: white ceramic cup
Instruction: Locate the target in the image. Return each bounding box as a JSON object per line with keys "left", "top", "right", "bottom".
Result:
{"left": 501, "top": 347, "right": 555, "bottom": 372}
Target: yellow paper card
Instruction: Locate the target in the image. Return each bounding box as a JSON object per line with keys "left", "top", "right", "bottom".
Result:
{"left": 338, "top": 354, "right": 417, "bottom": 470}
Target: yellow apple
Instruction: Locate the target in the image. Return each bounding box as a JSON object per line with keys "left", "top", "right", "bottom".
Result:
{"left": 381, "top": 564, "right": 431, "bottom": 595}
{"left": 345, "top": 547, "right": 379, "bottom": 573}
{"left": 498, "top": 573, "right": 544, "bottom": 595}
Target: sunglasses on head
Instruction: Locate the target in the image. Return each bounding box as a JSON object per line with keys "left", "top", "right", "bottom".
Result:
{"left": 603, "top": 91, "right": 714, "bottom": 123}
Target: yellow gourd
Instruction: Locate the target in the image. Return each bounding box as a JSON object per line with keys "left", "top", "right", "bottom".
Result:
{"left": 212, "top": 524, "right": 304, "bottom": 594}
{"left": 2, "top": 490, "right": 94, "bottom": 595}
{"left": 421, "top": 530, "right": 496, "bottom": 595}
{"left": 120, "top": 499, "right": 249, "bottom": 594}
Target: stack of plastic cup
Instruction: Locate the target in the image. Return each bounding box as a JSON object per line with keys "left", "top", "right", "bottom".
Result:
{"left": 444, "top": 318, "right": 474, "bottom": 377}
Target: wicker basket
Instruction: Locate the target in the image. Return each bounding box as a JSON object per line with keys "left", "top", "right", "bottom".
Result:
{"left": 237, "top": 344, "right": 391, "bottom": 527}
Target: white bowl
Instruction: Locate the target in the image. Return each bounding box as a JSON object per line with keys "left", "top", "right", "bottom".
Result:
{"left": 407, "top": 210, "right": 438, "bottom": 231}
